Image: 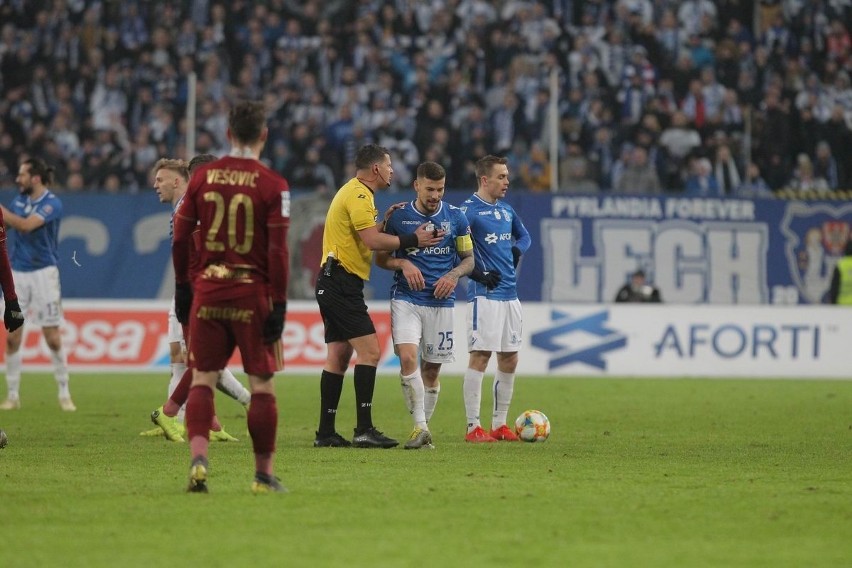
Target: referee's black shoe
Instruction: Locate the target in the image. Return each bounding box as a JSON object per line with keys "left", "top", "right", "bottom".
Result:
{"left": 352, "top": 427, "right": 399, "bottom": 448}
{"left": 314, "top": 431, "right": 352, "bottom": 448}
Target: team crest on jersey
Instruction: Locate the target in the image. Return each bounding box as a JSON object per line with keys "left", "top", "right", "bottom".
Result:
{"left": 780, "top": 202, "right": 852, "bottom": 303}
{"left": 441, "top": 221, "right": 451, "bottom": 233}
{"left": 42, "top": 204, "right": 54, "bottom": 215}
{"left": 425, "top": 343, "right": 435, "bottom": 355}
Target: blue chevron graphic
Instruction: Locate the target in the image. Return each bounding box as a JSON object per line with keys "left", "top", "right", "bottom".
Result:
{"left": 530, "top": 310, "right": 627, "bottom": 370}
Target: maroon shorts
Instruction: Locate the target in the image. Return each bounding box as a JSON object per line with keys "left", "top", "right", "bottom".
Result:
{"left": 180, "top": 322, "right": 195, "bottom": 369}
{"left": 189, "top": 293, "right": 283, "bottom": 376}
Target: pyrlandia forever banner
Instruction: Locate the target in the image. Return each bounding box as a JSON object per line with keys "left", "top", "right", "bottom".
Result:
{"left": 2, "top": 189, "right": 849, "bottom": 305}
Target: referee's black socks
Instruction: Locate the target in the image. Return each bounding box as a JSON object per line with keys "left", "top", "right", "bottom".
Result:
{"left": 318, "top": 370, "right": 345, "bottom": 436}
{"left": 353, "top": 364, "right": 377, "bottom": 432}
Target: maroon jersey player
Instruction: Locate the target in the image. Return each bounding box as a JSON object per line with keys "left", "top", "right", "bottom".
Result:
{"left": 172, "top": 100, "right": 290, "bottom": 494}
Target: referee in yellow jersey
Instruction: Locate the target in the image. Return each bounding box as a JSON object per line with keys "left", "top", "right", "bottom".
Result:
{"left": 314, "top": 144, "right": 445, "bottom": 448}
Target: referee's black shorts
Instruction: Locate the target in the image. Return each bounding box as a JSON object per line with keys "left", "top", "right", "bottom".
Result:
{"left": 315, "top": 260, "right": 376, "bottom": 343}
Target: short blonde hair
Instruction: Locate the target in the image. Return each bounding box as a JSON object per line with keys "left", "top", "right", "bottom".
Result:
{"left": 152, "top": 158, "right": 189, "bottom": 181}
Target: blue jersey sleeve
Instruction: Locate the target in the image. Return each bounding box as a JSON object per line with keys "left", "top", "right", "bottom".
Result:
{"left": 452, "top": 207, "right": 471, "bottom": 242}
{"left": 384, "top": 207, "right": 402, "bottom": 237}
{"left": 34, "top": 195, "right": 63, "bottom": 224}
{"left": 511, "top": 205, "right": 531, "bottom": 253}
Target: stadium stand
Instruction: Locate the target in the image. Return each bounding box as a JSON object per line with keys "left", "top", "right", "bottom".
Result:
{"left": 0, "top": 0, "right": 849, "bottom": 194}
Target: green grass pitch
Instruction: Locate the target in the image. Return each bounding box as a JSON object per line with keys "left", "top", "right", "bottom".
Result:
{"left": 1, "top": 372, "right": 851, "bottom": 567}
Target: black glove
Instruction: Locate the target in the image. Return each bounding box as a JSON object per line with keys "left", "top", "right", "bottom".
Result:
{"left": 511, "top": 246, "right": 521, "bottom": 269}
{"left": 470, "top": 267, "right": 501, "bottom": 290}
{"left": 4, "top": 298, "right": 24, "bottom": 332}
{"left": 174, "top": 283, "right": 193, "bottom": 325}
{"left": 263, "top": 302, "right": 287, "bottom": 344}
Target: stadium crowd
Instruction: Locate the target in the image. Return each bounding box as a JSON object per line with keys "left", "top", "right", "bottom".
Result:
{"left": 0, "top": 0, "right": 850, "bottom": 195}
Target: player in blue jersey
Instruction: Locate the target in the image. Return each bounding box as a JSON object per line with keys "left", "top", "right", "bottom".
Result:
{"left": 0, "top": 159, "right": 74, "bottom": 411}
{"left": 376, "top": 162, "right": 475, "bottom": 449}
{"left": 459, "top": 155, "right": 532, "bottom": 443}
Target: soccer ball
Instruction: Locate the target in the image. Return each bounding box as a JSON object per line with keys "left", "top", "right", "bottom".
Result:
{"left": 514, "top": 410, "right": 550, "bottom": 442}
{"left": 0, "top": 428, "right": 7, "bottom": 449}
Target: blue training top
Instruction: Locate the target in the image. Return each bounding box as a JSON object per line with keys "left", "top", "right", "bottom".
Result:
{"left": 384, "top": 200, "right": 471, "bottom": 308}
{"left": 460, "top": 193, "right": 531, "bottom": 301}
{"left": 9, "top": 190, "right": 63, "bottom": 271}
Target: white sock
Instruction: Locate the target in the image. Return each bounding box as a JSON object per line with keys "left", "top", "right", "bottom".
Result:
{"left": 400, "top": 370, "right": 426, "bottom": 429}
{"left": 167, "top": 363, "right": 187, "bottom": 398}
{"left": 463, "top": 368, "right": 485, "bottom": 432}
{"left": 50, "top": 348, "right": 71, "bottom": 399}
{"left": 217, "top": 368, "right": 251, "bottom": 406}
{"left": 424, "top": 385, "right": 440, "bottom": 422}
{"left": 399, "top": 373, "right": 413, "bottom": 413}
{"left": 5, "top": 351, "right": 22, "bottom": 400}
{"left": 491, "top": 370, "right": 515, "bottom": 429}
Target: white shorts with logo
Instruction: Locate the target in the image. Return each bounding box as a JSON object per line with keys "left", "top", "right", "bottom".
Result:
{"left": 467, "top": 297, "right": 523, "bottom": 353}
{"left": 166, "top": 297, "right": 185, "bottom": 346}
{"left": 12, "top": 266, "right": 63, "bottom": 327}
{"left": 390, "top": 299, "right": 456, "bottom": 364}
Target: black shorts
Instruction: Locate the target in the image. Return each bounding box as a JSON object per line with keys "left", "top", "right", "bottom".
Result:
{"left": 315, "top": 261, "right": 376, "bottom": 343}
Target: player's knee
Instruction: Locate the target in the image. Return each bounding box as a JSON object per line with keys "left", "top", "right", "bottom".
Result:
{"left": 358, "top": 346, "right": 381, "bottom": 367}
{"left": 421, "top": 367, "right": 441, "bottom": 387}
{"left": 5, "top": 333, "right": 21, "bottom": 351}
{"left": 326, "top": 343, "right": 354, "bottom": 372}
{"left": 249, "top": 376, "right": 275, "bottom": 394}
{"left": 169, "top": 343, "right": 185, "bottom": 363}
{"left": 468, "top": 351, "right": 491, "bottom": 371}
{"left": 398, "top": 353, "right": 418, "bottom": 372}
{"left": 497, "top": 352, "right": 519, "bottom": 372}
{"left": 44, "top": 336, "right": 63, "bottom": 352}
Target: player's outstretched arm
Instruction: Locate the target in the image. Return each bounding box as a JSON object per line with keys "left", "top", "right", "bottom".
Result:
{"left": 359, "top": 222, "right": 444, "bottom": 252}
{"left": 0, "top": 204, "right": 46, "bottom": 234}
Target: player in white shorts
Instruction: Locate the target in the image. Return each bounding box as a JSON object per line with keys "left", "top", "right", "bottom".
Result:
{"left": 0, "top": 158, "right": 74, "bottom": 412}
{"left": 459, "top": 155, "right": 531, "bottom": 443}
{"left": 466, "top": 297, "right": 523, "bottom": 353}
{"left": 13, "top": 268, "right": 62, "bottom": 325}
{"left": 376, "top": 161, "right": 478, "bottom": 449}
